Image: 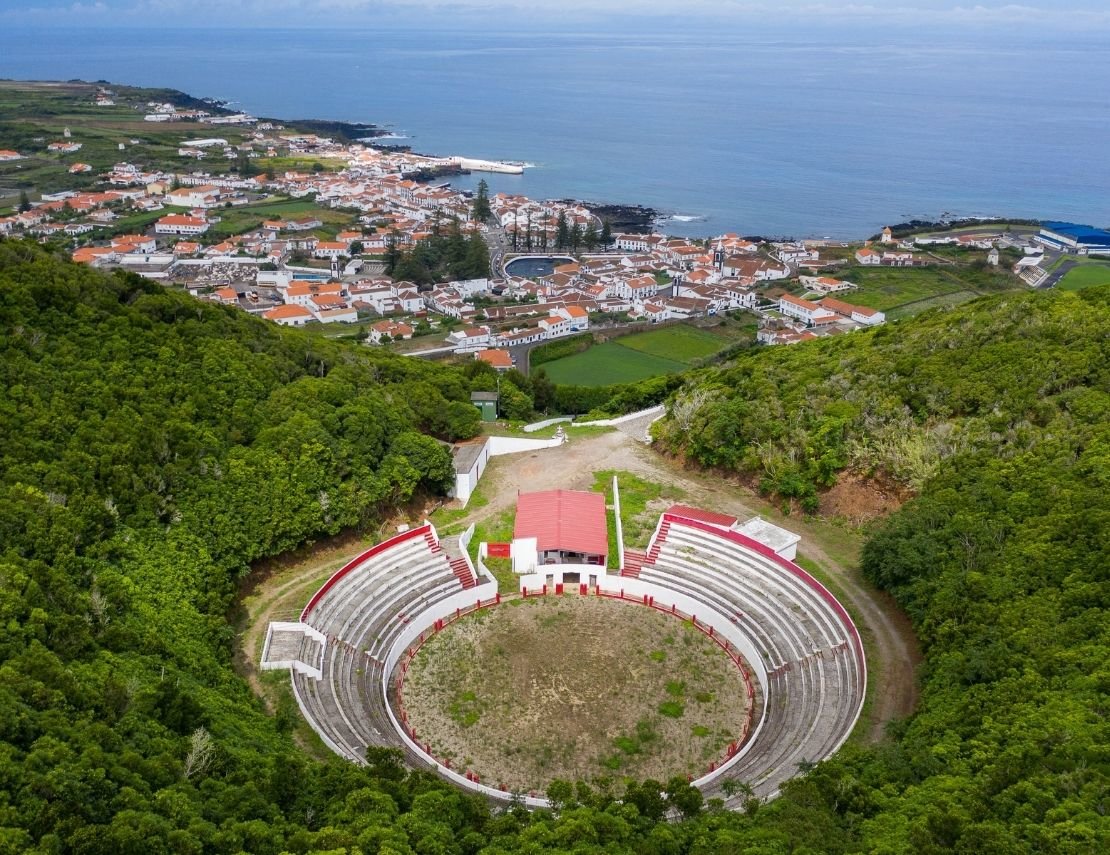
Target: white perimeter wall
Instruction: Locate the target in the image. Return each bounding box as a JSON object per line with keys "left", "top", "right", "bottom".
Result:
{"left": 487, "top": 435, "right": 564, "bottom": 456}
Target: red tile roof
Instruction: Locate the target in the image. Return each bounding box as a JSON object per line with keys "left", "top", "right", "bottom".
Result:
{"left": 515, "top": 490, "right": 608, "bottom": 558}
{"left": 665, "top": 504, "right": 737, "bottom": 529}
{"left": 476, "top": 348, "right": 513, "bottom": 368}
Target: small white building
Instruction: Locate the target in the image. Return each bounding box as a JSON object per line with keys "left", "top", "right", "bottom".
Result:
{"left": 734, "top": 516, "right": 801, "bottom": 562}
{"left": 452, "top": 438, "right": 491, "bottom": 506}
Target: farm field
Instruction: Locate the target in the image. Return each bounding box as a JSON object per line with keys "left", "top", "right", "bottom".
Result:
{"left": 840, "top": 264, "right": 1021, "bottom": 318}
{"left": 1057, "top": 263, "right": 1110, "bottom": 291}
{"left": 538, "top": 341, "right": 688, "bottom": 385}
{"left": 616, "top": 325, "right": 726, "bottom": 362}
{"left": 399, "top": 594, "right": 752, "bottom": 792}
{"left": 885, "top": 290, "right": 979, "bottom": 321}
{"left": 846, "top": 267, "right": 972, "bottom": 311}
{"left": 537, "top": 324, "right": 739, "bottom": 386}
{"left": 207, "top": 198, "right": 355, "bottom": 239}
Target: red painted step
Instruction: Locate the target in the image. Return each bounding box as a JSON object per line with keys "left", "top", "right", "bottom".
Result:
{"left": 622, "top": 549, "right": 647, "bottom": 578}
{"left": 449, "top": 557, "right": 476, "bottom": 589}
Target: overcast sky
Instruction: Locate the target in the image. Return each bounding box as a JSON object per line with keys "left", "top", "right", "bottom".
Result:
{"left": 4, "top": 1, "right": 1110, "bottom": 32}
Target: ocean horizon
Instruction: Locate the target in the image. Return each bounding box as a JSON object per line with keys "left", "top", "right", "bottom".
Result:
{"left": 3, "top": 25, "right": 1109, "bottom": 238}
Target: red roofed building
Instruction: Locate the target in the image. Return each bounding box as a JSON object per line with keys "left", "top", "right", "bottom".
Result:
{"left": 264, "top": 304, "right": 314, "bottom": 326}
{"left": 155, "top": 214, "right": 209, "bottom": 236}
{"left": 514, "top": 490, "right": 608, "bottom": 567}
{"left": 475, "top": 348, "right": 513, "bottom": 370}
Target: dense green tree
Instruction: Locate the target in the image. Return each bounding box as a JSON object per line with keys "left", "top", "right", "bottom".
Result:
{"left": 0, "top": 239, "right": 1106, "bottom": 853}
{"left": 555, "top": 211, "right": 569, "bottom": 250}
{"left": 472, "top": 179, "right": 491, "bottom": 222}
{"left": 600, "top": 218, "right": 613, "bottom": 247}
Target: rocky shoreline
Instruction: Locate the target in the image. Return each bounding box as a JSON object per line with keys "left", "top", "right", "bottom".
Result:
{"left": 261, "top": 117, "right": 386, "bottom": 143}
{"left": 565, "top": 201, "right": 657, "bottom": 234}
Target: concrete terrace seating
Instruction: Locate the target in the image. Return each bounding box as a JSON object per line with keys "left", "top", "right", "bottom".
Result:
{"left": 638, "top": 516, "right": 865, "bottom": 801}
{"left": 292, "top": 524, "right": 480, "bottom": 766}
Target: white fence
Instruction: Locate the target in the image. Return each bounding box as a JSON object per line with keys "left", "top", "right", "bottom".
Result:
{"left": 487, "top": 435, "right": 564, "bottom": 456}
{"left": 575, "top": 404, "right": 665, "bottom": 427}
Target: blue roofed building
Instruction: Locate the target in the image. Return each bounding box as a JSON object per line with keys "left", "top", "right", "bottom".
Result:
{"left": 1037, "top": 221, "right": 1110, "bottom": 255}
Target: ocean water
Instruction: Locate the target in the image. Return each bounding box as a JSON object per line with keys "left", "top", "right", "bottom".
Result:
{"left": 3, "top": 26, "right": 1110, "bottom": 238}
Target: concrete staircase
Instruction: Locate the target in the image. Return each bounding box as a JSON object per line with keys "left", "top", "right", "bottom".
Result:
{"left": 622, "top": 520, "right": 672, "bottom": 578}
{"left": 439, "top": 535, "right": 477, "bottom": 589}
{"left": 621, "top": 549, "right": 647, "bottom": 578}
{"left": 647, "top": 519, "right": 672, "bottom": 562}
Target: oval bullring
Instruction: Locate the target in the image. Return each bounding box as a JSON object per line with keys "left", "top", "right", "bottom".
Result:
{"left": 261, "top": 486, "right": 866, "bottom": 809}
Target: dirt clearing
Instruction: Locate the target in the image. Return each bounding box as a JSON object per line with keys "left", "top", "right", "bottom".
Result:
{"left": 397, "top": 594, "right": 752, "bottom": 792}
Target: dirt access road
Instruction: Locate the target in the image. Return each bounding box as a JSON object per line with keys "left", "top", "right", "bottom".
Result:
{"left": 237, "top": 428, "right": 920, "bottom": 746}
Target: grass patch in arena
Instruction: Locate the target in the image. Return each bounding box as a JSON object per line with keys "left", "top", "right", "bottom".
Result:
{"left": 465, "top": 506, "right": 517, "bottom": 592}
{"left": 398, "top": 594, "right": 751, "bottom": 791}
{"left": 594, "top": 469, "right": 685, "bottom": 551}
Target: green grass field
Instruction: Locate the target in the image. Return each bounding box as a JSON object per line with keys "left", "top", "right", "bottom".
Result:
{"left": 840, "top": 263, "right": 1021, "bottom": 319}
{"left": 615, "top": 326, "right": 725, "bottom": 364}
{"left": 537, "top": 324, "right": 744, "bottom": 386}
{"left": 846, "top": 267, "right": 968, "bottom": 311}
{"left": 885, "top": 290, "right": 980, "bottom": 321}
{"left": 538, "top": 342, "right": 688, "bottom": 386}
{"left": 207, "top": 198, "right": 355, "bottom": 238}
{"left": 1057, "top": 264, "right": 1110, "bottom": 291}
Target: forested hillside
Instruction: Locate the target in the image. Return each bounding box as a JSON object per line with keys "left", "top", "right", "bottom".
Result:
{"left": 655, "top": 287, "right": 1110, "bottom": 850}
{"left": 655, "top": 288, "right": 1109, "bottom": 505}
{"left": 1, "top": 241, "right": 1107, "bottom": 853}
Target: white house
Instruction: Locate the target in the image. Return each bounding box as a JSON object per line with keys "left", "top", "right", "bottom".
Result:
{"left": 799, "top": 275, "right": 857, "bottom": 294}
{"left": 818, "top": 297, "right": 886, "bottom": 326}
{"left": 775, "top": 245, "right": 820, "bottom": 265}
{"left": 615, "top": 233, "right": 651, "bottom": 252}
{"left": 538, "top": 314, "right": 571, "bottom": 338}
{"left": 155, "top": 214, "right": 210, "bottom": 236}
{"left": 368, "top": 320, "right": 414, "bottom": 343}
{"left": 855, "top": 248, "right": 881, "bottom": 265}
{"left": 448, "top": 326, "right": 492, "bottom": 353}
{"left": 165, "top": 185, "right": 222, "bottom": 208}
{"left": 313, "top": 241, "right": 348, "bottom": 260}
{"left": 556, "top": 305, "right": 590, "bottom": 330}
{"left": 779, "top": 294, "right": 839, "bottom": 326}
{"left": 882, "top": 251, "right": 915, "bottom": 266}
{"left": 264, "top": 304, "right": 314, "bottom": 326}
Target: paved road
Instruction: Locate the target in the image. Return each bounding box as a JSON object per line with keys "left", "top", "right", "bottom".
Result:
{"left": 1038, "top": 259, "right": 1075, "bottom": 290}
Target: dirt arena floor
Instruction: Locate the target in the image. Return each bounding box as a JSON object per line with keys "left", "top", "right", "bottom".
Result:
{"left": 396, "top": 593, "right": 753, "bottom": 792}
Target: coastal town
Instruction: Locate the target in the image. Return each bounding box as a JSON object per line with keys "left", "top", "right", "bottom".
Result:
{"left": 3, "top": 81, "right": 1110, "bottom": 374}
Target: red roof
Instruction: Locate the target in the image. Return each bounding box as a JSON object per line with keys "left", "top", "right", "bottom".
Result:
{"left": 515, "top": 490, "right": 608, "bottom": 558}
{"left": 665, "top": 504, "right": 737, "bottom": 529}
